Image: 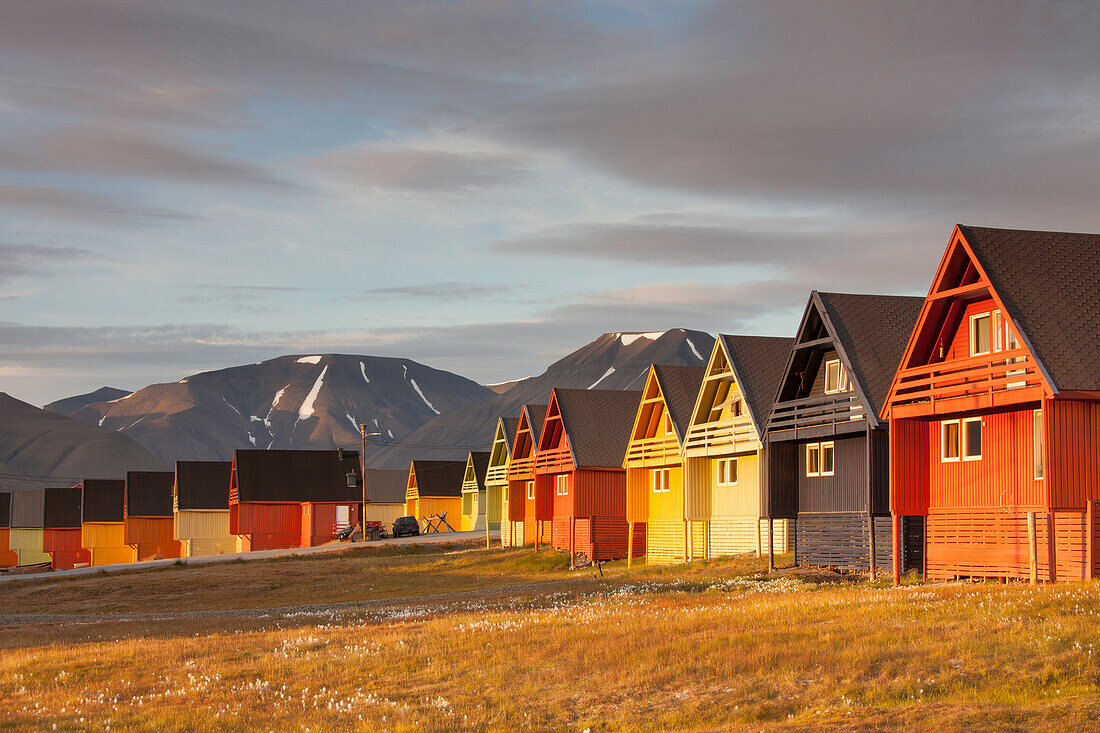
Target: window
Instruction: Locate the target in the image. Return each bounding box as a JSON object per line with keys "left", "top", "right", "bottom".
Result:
{"left": 941, "top": 420, "right": 960, "bottom": 462}
{"left": 805, "top": 442, "right": 834, "bottom": 477}
{"left": 526, "top": 480, "right": 535, "bottom": 500}
{"left": 663, "top": 412, "right": 674, "bottom": 435}
{"left": 651, "top": 468, "right": 670, "bottom": 493}
{"left": 1034, "top": 410, "right": 1044, "bottom": 480}
{"left": 1005, "top": 321, "right": 1025, "bottom": 389}
{"left": 731, "top": 398, "right": 743, "bottom": 418}
{"left": 717, "top": 458, "right": 738, "bottom": 486}
{"left": 992, "top": 310, "right": 1004, "bottom": 352}
{"left": 821, "top": 442, "right": 835, "bottom": 476}
{"left": 555, "top": 474, "right": 569, "bottom": 496}
{"left": 806, "top": 443, "right": 821, "bottom": 476}
{"left": 824, "top": 359, "right": 849, "bottom": 394}
{"left": 962, "top": 417, "right": 982, "bottom": 460}
{"left": 970, "top": 313, "right": 992, "bottom": 356}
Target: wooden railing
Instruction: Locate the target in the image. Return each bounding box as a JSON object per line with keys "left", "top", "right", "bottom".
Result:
{"left": 534, "top": 447, "right": 571, "bottom": 472}
{"left": 889, "top": 349, "right": 1042, "bottom": 410}
{"left": 767, "top": 392, "right": 865, "bottom": 434}
{"left": 506, "top": 454, "right": 536, "bottom": 480}
{"left": 682, "top": 418, "right": 758, "bottom": 453}
{"left": 624, "top": 435, "right": 680, "bottom": 465}
{"left": 485, "top": 464, "right": 509, "bottom": 486}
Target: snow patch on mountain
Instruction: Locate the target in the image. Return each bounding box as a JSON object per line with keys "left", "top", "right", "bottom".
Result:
{"left": 409, "top": 378, "right": 440, "bottom": 414}
{"left": 360, "top": 361, "right": 370, "bottom": 384}
{"left": 620, "top": 331, "right": 665, "bottom": 346}
{"left": 297, "top": 356, "right": 322, "bottom": 364}
{"left": 222, "top": 397, "right": 241, "bottom": 416}
{"left": 686, "top": 338, "right": 702, "bottom": 360}
{"left": 588, "top": 366, "right": 616, "bottom": 389}
{"left": 298, "top": 365, "right": 328, "bottom": 419}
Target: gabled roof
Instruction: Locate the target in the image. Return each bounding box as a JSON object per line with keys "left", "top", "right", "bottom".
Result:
{"left": 717, "top": 335, "right": 795, "bottom": 435}
{"left": 126, "top": 471, "right": 176, "bottom": 517}
{"left": 651, "top": 364, "right": 706, "bottom": 442}
{"left": 82, "top": 479, "right": 126, "bottom": 523}
{"left": 233, "top": 450, "right": 362, "bottom": 503}
{"left": 410, "top": 460, "right": 467, "bottom": 498}
{"left": 957, "top": 225, "right": 1100, "bottom": 392}
{"left": 524, "top": 404, "right": 547, "bottom": 443}
{"left": 497, "top": 417, "right": 520, "bottom": 453}
{"left": 463, "top": 452, "right": 491, "bottom": 491}
{"left": 814, "top": 292, "right": 924, "bottom": 420}
{"left": 175, "top": 461, "right": 232, "bottom": 511}
{"left": 363, "top": 468, "right": 408, "bottom": 504}
{"left": 553, "top": 388, "right": 642, "bottom": 468}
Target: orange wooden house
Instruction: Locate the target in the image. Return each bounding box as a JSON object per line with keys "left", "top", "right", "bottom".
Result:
{"left": 884, "top": 225, "right": 1100, "bottom": 583}
{"left": 535, "top": 388, "right": 643, "bottom": 563}
{"left": 624, "top": 364, "right": 706, "bottom": 565}
{"left": 0, "top": 492, "right": 17, "bottom": 567}
{"left": 43, "top": 487, "right": 90, "bottom": 569}
{"left": 505, "top": 404, "right": 547, "bottom": 546}
{"left": 125, "top": 471, "right": 183, "bottom": 561}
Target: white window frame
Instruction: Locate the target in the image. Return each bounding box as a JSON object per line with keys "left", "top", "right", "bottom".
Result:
{"left": 663, "top": 412, "right": 674, "bottom": 435}
{"left": 651, "top": 468, "right": 670, "bottom": 493}
{"left": 820, "top": 441, "right": 835, "bottom": 477}
{"left": 970, "top": 312, "right": 992, "bottom": 357}
{"left": 941, "top": 420, "right": 961, "bottom": 462}
{"left": 1005, "top": 321, "right": 1026, "bottom": 389}
{"left": 824, "top": 359, "right": 841, "bottom": 394}
{"left": 992, "top": 310, "right": 1004, "bottom": 352}
{"left": 716, "top": 458, "right": 738, "bottom": 486}
{"left": 962, "top": 417, "right": 982, "bottom": 461}
{"left": 526, "top": 480, "right": 535, "bottom": 500}
{"left": 1034, "top": 409, "right": 1044, "bottom": 480}
{"left": 806, "top": 443, "right": 821, "bottom": 477}
{"left": 555, "top": 474, "right": 569, "bottom": 496}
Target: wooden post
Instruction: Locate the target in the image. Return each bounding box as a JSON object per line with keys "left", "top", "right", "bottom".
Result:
{"left": 569, "top": 516, "right": 576, "bottom": 570}
{"left": 755, "top": 517, "right": 762, "bottom": 558}
{"left": 627, "top": 520, "right": 634, "bottom": 569}
{"left": 1047, "top": 512, "right": 1057, "bottom": 584}
{"left": 1087, "top": 501, "right": 1094, "bottom": 581}
{"left": 892, "top": 513, "right": 901, "bottom": 586}
{"left": 866, "top": 427, "right": 876, "bottom": 580}
{"left": 768, "top": 512, "right": 775, "bottom": 570}
{"left": 360, "top": 424, "right": 368, "bottom": 543}
{"left": 683, "top": 520, "right": 689, "bottom": 563}
{"left": 868, "top": 513, "right": 877, "bottom": 581}
{"left": 1028, "top": 511, "right": 1038, "bottom": 584}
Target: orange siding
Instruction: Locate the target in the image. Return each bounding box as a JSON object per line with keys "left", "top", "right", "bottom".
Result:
{"left": 125, "top": 517, "right": 182, "bottom": 560}
{"left": 1047, "top": 399, "right": 1100, "bottom": 510}
{"left": 232, "top": 502, "right": 302, "bottom": 550}
{"left": 0, "top": 529, "right": 18, "bottom": 567}
{"left": 43, "top": 528, "right": 90, "bottom": 569}
{"left": 890, "top": 417, "right": 929, "bottom": 515}
{"left": 944, "top": 299, "right": 996, "bottom": 359}
{"left": 929, "top": 409, "right": 1043, "bottom": 510}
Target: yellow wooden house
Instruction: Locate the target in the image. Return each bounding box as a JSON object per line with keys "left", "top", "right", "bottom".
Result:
{"left": 460, "top": 452, "right": 490, "bottom": 531}
{"left": 81, "top": 479, "right": 136, "bottom": 566}
{"left": 484, "top": 417, "right": 518, "bottom": 546}
{"left": 682, "top": 335, "right": 793, "bottom": 557}
{"left": 624, "top": 364, "right": 706, "bottom": 565}
{"left": 405, "top": 460, "right": 468, "bottom": 532}
{"left": 9, "top": 490, "right": 51, "bottom": 566}
{"left": 173, "top": 461, "right": 241, "bottom": 557}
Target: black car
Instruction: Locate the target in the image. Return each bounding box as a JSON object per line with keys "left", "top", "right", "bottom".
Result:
{"left": 392, "top": 516, "right": 420, "bottom": 538}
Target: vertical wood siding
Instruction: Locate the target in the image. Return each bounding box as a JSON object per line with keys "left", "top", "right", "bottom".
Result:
{"left": 232, "top": 503, "right": 302, "bottom": 550}
{"left": 1047, "top": 399, "right": 1100, "bottom": 510}
{"left": 575, "top": 469, "right": 627, "bottom": 519}
{"left": 360, "top": 503, "right": 405, "bottom": 527}
{"left": 683, "top": 457, "right": 712, "bottom": 520}
{"left": 797, "top": 436, "right": 868, "bottom": 513}
{"left": 415, "top": 497, "right": 462, "bottom": 530}
{"left": 766, "top": 442, "right": 799, "bottom": 517}
{"left": 175, "top": 510, "right": 241, "bottom": 556}
{"left": 9, "top": 528, "right": 50, "bottom": 565}
{"left": 43, "top": 528, "right": 89, "bottom": 569}
{"left": 710, "top": 453, "right": 760, "bottom": 516}
{"left": 890, "top": 417, "right": 930, "bottom": 515}
{"left": 794, "top": 513, "right": 892, "bottom": 570}
{"left": 0, "top": 530, "right": 18, "bottom": 567}
{"left": 81, "top": 522, "right": 134, "bottom": 566}
{"left": 626, "top": 468, "right": 649, "bottom": 524}
{"left": 125, "top": 517, "right": 182, "bottom": 560}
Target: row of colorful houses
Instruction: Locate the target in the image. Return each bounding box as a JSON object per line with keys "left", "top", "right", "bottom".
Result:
{"left": 2, "top": 226, "right": 1097, "bottom": 583}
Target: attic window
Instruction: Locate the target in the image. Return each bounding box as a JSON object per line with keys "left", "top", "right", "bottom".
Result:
{"left": 663, "top": 413, "right": 674, "bottom": 435}
{"left": 824, "top": 359, "right": 849, "bottom": 394}
{"left": 970, "top": 313, "right": 992, "bottom": 356}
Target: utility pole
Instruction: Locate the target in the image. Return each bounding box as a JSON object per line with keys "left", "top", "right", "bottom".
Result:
{"left": 359, "top": 425, "right": 382, "bottom": 542}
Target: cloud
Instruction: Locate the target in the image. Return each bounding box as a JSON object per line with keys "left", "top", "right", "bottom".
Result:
{"left": 0, "top": 184, "right": 193, "bottom": 224}
{"left": 316, "top": 148, "right": 533, "bottom": 193}
{"left": 0, "top": 124, "right": 301, "bottom": 190}
{"left": 350, "top": 282, "right": 516, "bottom": 303}
{"left": 0, "top": 243, "right": 100, "bottom": 283}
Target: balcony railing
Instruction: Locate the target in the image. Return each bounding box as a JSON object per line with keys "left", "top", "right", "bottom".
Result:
{"left": 624, "top": 435, "right": 680, "bottom": 465}
{"left": 534, "top": 447, "right": 571, "bottom": 472}
{"left": 682, "top": 417, "right": 759, "bottom": 453}
{"left": 889, "top": 348, "right": 1042, "bottom": 411}
{"left": 485, "top": 464, "right": 509, "bottom": 485}
{"left": 506, "top": 454, "right": 536, "bottom": 480}
{"left": 767, "top": 392, "right": 865, "bottom": 434}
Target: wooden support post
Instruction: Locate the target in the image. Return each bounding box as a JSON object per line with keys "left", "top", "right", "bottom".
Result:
{"left": 1047, "top": 512, "right": 1057, "bottom": 584}
{"left": 627, "top": 520, "right": 634, "bottom": 569}
{"left": 767, "top": 512, "right": 775, "bottom": 571}
{"left": 1028, "top": 511, "right": 1038, "bottom": 584}
{"left": 1087, "top": 501, "right": 1094, "bottom": 581}
{"left": 755, "top": 517, "right": 762, "bottom": 559}
{"left": 892, "top": 514, "right": 901, "bottom": 586}
{"left": 868, "top": 513, "right": 877, "bottom": 581}
{"left": 569, "top": 516, "right": 576, "bottom": 570}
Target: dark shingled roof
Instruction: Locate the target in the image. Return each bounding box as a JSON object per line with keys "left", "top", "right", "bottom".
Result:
{"left": 524, "top": 404, "right": 548, "bottom": 443}
{"left": 44, "top": 487, "right": 82, "bottom": 529}
{"left": 363, "top": 469, "right": 408, "bottom": 504}
{"left": 816, "top": 292, "right": 925, "bottom": 417}
{"left": 410, "top": 460, "right": 468, "bottom": 498}
{"left": 126, "top": 471, "right": 176, "bottom": 517}
{"left": 720, "top": 335, "right": 795, "bottom": 435}
{"left": 175, "top": 461, "right": 232, "bottom": 511}
{"left": 82, "top": 479, "right": 126, "bottom": 523}
{"left": 958, "top": 225, "right": 1100, "bottom": 392}
{"left": 233, "top": 450, "right": 362, "bottom": 503}
{"left": 651, "top": 364, "right": 706, "bottom": 442}
{"left": 463, "top": 451, "right": 490, "bottom": 491}
{"left": 554, "top": 388, "right": 642, "bottom": 468}
{"left": 498, "top": 417, "right": 520, "bottom": 453}
{"left": 0, "top": 492, "right": 9, "bottom": 528}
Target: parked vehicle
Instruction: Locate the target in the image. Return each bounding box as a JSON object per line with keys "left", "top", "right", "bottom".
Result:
{"left": 392, "top": 516, "right": 419, "bottom": 538}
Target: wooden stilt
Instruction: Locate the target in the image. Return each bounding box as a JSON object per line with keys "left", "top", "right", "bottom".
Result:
{"left": 892, "top": 513, "right": 901, "bottom": 586}
{"left": 755, "top": 517, "right": 762, "bottom": 559}
{"left": 868, "top": 513, "right": 877, "bottom": 581}
{"left": 1028, "top": 511, "right": 1038, "bottom": 584}
{"left": 569, "top": 516, "right": 575, "bottom": 570}
{"left": 627, "top": 520, "right": 634, "bottom": 569}
{"left": 1087, "top": 501, "right": 1094, "bottom": 581}
{"left": 1047, "top": 512, "right": 1056, "bottom": 584}
{"left": 683, "top": 520, "right": 689, "bottom": 563}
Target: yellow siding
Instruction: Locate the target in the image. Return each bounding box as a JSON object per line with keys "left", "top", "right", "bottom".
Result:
{"left": 90, "top": 546, "right": 137, "bottom": 566}
{"left": 710, "top": 453, "right": 761, "bottom": 517}
{"left": 508, "top": 521, "right": 525, "bottom": 546}
{"left": 185, "top": 538, "right": 242, "bottom": 557}
{"left": 646, "top": 517, "right": 687, "bottom": 565}
{"left": 415, "top": 497, "right": 462, "bottom": 531}
{"left": 81, "top": 521, "right": 126, "bottom": 548}
{"left": 648, "top": 465, "right": 685, "bottom": 521}
{"left": 9, "top": 528, "right": 50, "bottom": 565}
{"left": 362, "top": 502, "right": 405, "bottom": 527}
{"left": 625, "top": 468, "right": 650, "bottom": 524}
{"left": 709, "top": 517, "right": 790, "bottom": 556}
{"left": 460, "top": 490, "right": 487, "bottom": 532}
{"left": 683, "top": 457, "right": 712, "bottom": 520}
{"left": 485, "top": 484, "right": 503, "bottom": 531}
{"left": 174, "top": 510, "right": 241, "bottom": 557}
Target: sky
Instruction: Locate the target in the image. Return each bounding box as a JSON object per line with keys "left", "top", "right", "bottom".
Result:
{"left": 1, "top": 1, "right": 1098, "bottom": 406}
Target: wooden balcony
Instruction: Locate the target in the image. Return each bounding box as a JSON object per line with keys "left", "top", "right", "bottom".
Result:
{"left": 682, "top": 417, "right": 759, "bottom": 456}
{"left": 767, "top": 392, "right": 866, "bottom": 438}
{"left": 485, "top": 464, "right": 509, "bottom": 486}
{"left": 624, "top": 436, "right": 680, "bottom": 466}
{"left": 888, "top": 349, "right": 1044, "bottom": 418}
{"left": 534, "top": 447, "right": 572, "bottom": 473}
{"left": 506, "top": 454, "right": 536, "bottom": 481}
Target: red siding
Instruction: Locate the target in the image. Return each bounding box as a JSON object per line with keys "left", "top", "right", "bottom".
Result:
{"left": 534, "top": 474, "right": 554, "bottom": 521}
{"left": 43, "top": 528, "right": 89, "bottom": 569}
{"left": 232, "top": 502, "right": 302, "bottom": 550}
{"left": 1047, "top": 399, "right": 1100, "bottom": 510}
{"left": 574, "top": 469, "right": 626, "bottom": 519}
{"left": 943, "top": 299, "right": 997, "bottom": 360}
{"left": 572, "top": 517, "right": 646, "bottom": 560}
{"left": 0, "top": 529, "right": 17, "bottom": 567}
{"left": 303, "top": 503, "right": 359, "bottom": 547}
{"left": 890, "top": 417, "right": 929, "bottom": 515}
{"left": 125, "top": 517, "right": 182, "bottom": 560}
{"left": 929, "top": 409, "right": 1043, "bottom": 510}
{"left": 507, "top": 480, "right": 527, "bottom": 522}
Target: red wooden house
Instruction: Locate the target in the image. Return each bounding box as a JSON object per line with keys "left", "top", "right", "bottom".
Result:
{"left": 884, "top": 225, "right": 1100, "bottom": 583}
{"left": 534, "top": 388, "right": 643, "bottom": 563}
{"left": 505, "top": 404, "right": 547, "bottom": 547}
{"left": 0, "top": 492, "right": 17, "bottom": 567}
{"left": 43, "top": 487, "right": 90, "bottom": 569}
{"left": 125, "top": 471, "right": 183, "bottom": 561}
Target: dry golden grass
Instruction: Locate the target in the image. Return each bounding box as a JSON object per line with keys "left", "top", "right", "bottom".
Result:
{"left": 2, "top": 542, "right": 1099, "bottom": 731}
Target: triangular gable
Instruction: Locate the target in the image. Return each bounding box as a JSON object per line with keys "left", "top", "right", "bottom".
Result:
{"left": 405, "top": 460, "right": 418, "bottom": 502}
{"left": 689, "top": 337, "right": 755, "bottom": 438}
{"left": 462, "top": 452, "right": 490, "bottom": 491}
{"left": 553, "top": 388, "right": 643, "bottom": 468}
{"left": 536, "top": 390, "right": 573, "bottom": 464}
{"left": 882, "top": 225, "right": 1056, "bottom": 417}
{"left": 510, "top": 404, "right": 546, "bottom": 463}
{"left": 629, "top": 365, "right": 704, "bottom": 449}
{"left": 487, "top": 417, "right": 517, "bottom": 471}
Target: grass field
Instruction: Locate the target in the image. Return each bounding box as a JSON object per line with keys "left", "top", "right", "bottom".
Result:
{"left": 2, "top": 541, "right": 1100, "bottom": 731}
